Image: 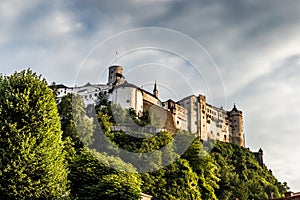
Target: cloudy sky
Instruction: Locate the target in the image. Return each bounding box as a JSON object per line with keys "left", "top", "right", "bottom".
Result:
{"left": 1, "top": 0, "right": 300, "bottom": 191}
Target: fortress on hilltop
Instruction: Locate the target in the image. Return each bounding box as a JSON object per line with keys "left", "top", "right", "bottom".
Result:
{"left": 52, "top": 65, "right": 245, "bottom": 147}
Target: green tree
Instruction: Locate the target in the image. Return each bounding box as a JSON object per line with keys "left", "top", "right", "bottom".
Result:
{"left": 211, "top": 141, "right": 287, "bottom": 200}
{"left": 68, "top": 148, "right": 142, "bottom": 200}
{"left": 182, "top": 138, "right": 219, "bottom": 200}
{"left": 58, "top": 93, "right": 94, "bottom": 152}
{"left": 0, "top": 70, "right": 68, "bottom": 199}
{"left": 142, "top": 158, "right": 201, "bottom": 200}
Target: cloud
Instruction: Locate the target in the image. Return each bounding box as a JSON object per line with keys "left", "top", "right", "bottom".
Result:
{"left": 1, "top": 0, "right": 300, "bottom": 191}
{"left": 228, "top": 54, "right": 300, "bottom": 190}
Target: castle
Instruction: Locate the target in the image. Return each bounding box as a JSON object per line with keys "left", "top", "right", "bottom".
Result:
{"left": 53, "top": 65, "right": 245, "bottom": 147}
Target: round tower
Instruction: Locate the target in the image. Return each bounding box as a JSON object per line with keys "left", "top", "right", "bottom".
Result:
{"left": 228, "top": 104, "right": 245, "bottom": 147}
{"left": 108, "top": 65, "right": 124, "bottom": 86}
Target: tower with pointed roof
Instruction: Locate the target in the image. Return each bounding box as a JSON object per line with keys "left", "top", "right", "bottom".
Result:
{"left": 228, "top": 104, "right": 245, "bottom": 146}
{"left": 153, "top": 81, "right": 158, "bottom": 98}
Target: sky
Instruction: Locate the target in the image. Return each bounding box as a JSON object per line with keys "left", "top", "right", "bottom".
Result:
{"left": 1, "top": 0, "right": 300, "bottom": 192}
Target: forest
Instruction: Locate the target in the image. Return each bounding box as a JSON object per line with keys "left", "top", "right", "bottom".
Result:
{"left": 0, "top": 70, "right": 288, "bottom": 199}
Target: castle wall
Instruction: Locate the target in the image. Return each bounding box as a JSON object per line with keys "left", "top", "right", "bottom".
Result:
{"left": 55, "top": 83, "right": 110, "bottom": 105}
{"left": 143, "top": 100, "right": 176, "bottom": 133}
{"left": 198, "top": 95, "right": 207, "bottom": 141}
{"left": 110, "top": 86, "right": 143, "bottom": 115}
{"left": 174, "top": 103, "right": 188, "bottom": 131}
{"left": 163, "top": 100, "right": 188, "bottom": 131}
{"left": 178, "top": 95, "right": 199, "bottom": 135}
{"left": 142, "top": 91, "right": 162, "bottom": 107}
{"left": 205, "top": 104, "right": 229, "bottom": 143}
{"left": 178, "top": 94, "right": 242, "bottom": 146}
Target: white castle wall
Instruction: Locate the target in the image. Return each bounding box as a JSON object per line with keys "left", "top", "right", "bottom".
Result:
{"left": 109, "top": 85, "right": 143, "bottom": 115}
{"left": 56, "top": 84, "right": 110, "bottom": 106}
{"left": 179, "top": 95, "right": 199, "bottom": 135}
{"left": 174, "top": 103, "right": 188, "bottom": 131}
{"left": 179, "top": 94, "right": 243, "bottom": 146}
{"left": 206, "top": 105, "right": 229, "bottom": 142}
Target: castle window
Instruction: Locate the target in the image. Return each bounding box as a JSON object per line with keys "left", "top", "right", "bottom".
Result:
{"left": 177, "top": 121, "right": 179, "bottom": 124}
{"left": 217, "top": 133, "right": 220, "bottom": 136}
{"left": 126, "top": 100, "right": 130, "bottom": 103}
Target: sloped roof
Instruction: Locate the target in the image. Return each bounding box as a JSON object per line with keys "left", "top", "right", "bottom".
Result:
{"left": 114, "top": 81, "right": 139, "bottom": 89}
{"left": 49, "top": 84, "right": 69, "bottom": 89}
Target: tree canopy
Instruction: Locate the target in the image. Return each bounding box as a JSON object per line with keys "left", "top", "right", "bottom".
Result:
{"left": 0, "top": 70, "right": 68, "bottom": 199}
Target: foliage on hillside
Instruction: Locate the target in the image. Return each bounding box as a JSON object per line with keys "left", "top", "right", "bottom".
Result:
{"left": 211, "top": 141, "right": 288, "bottom": 200}
{"left": 58, "top": 93, "right": 143, "bottom": 199}
{"left": 68, "top": 148, "right": 142, "bottom": 200}
{"left": 0, "top": 71, "right": 288, "bottom": 199}
{"left": 92, "top": 103, "right": 288, "bottom": 200}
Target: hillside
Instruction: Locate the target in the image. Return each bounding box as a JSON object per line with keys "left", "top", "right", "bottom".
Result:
{"left": 0, "top": 71, "right": 288, "bottom": 199}
{"left": 92, "top": 103, "right": 288, "bottom": 200}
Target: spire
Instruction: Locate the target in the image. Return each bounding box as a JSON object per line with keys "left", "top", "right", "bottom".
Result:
{"left": 232, "top": 103, "right": 238, "bottom": 112}
{"left": 153, "top": 81, "right": 158, "bottom": 98}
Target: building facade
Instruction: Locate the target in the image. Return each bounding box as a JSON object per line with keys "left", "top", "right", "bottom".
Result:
{"left": 51, "top": 65, "right": 245, "bottom": 147}
{"left": 176, "top": 94, "right": 244, "bottom": 146}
